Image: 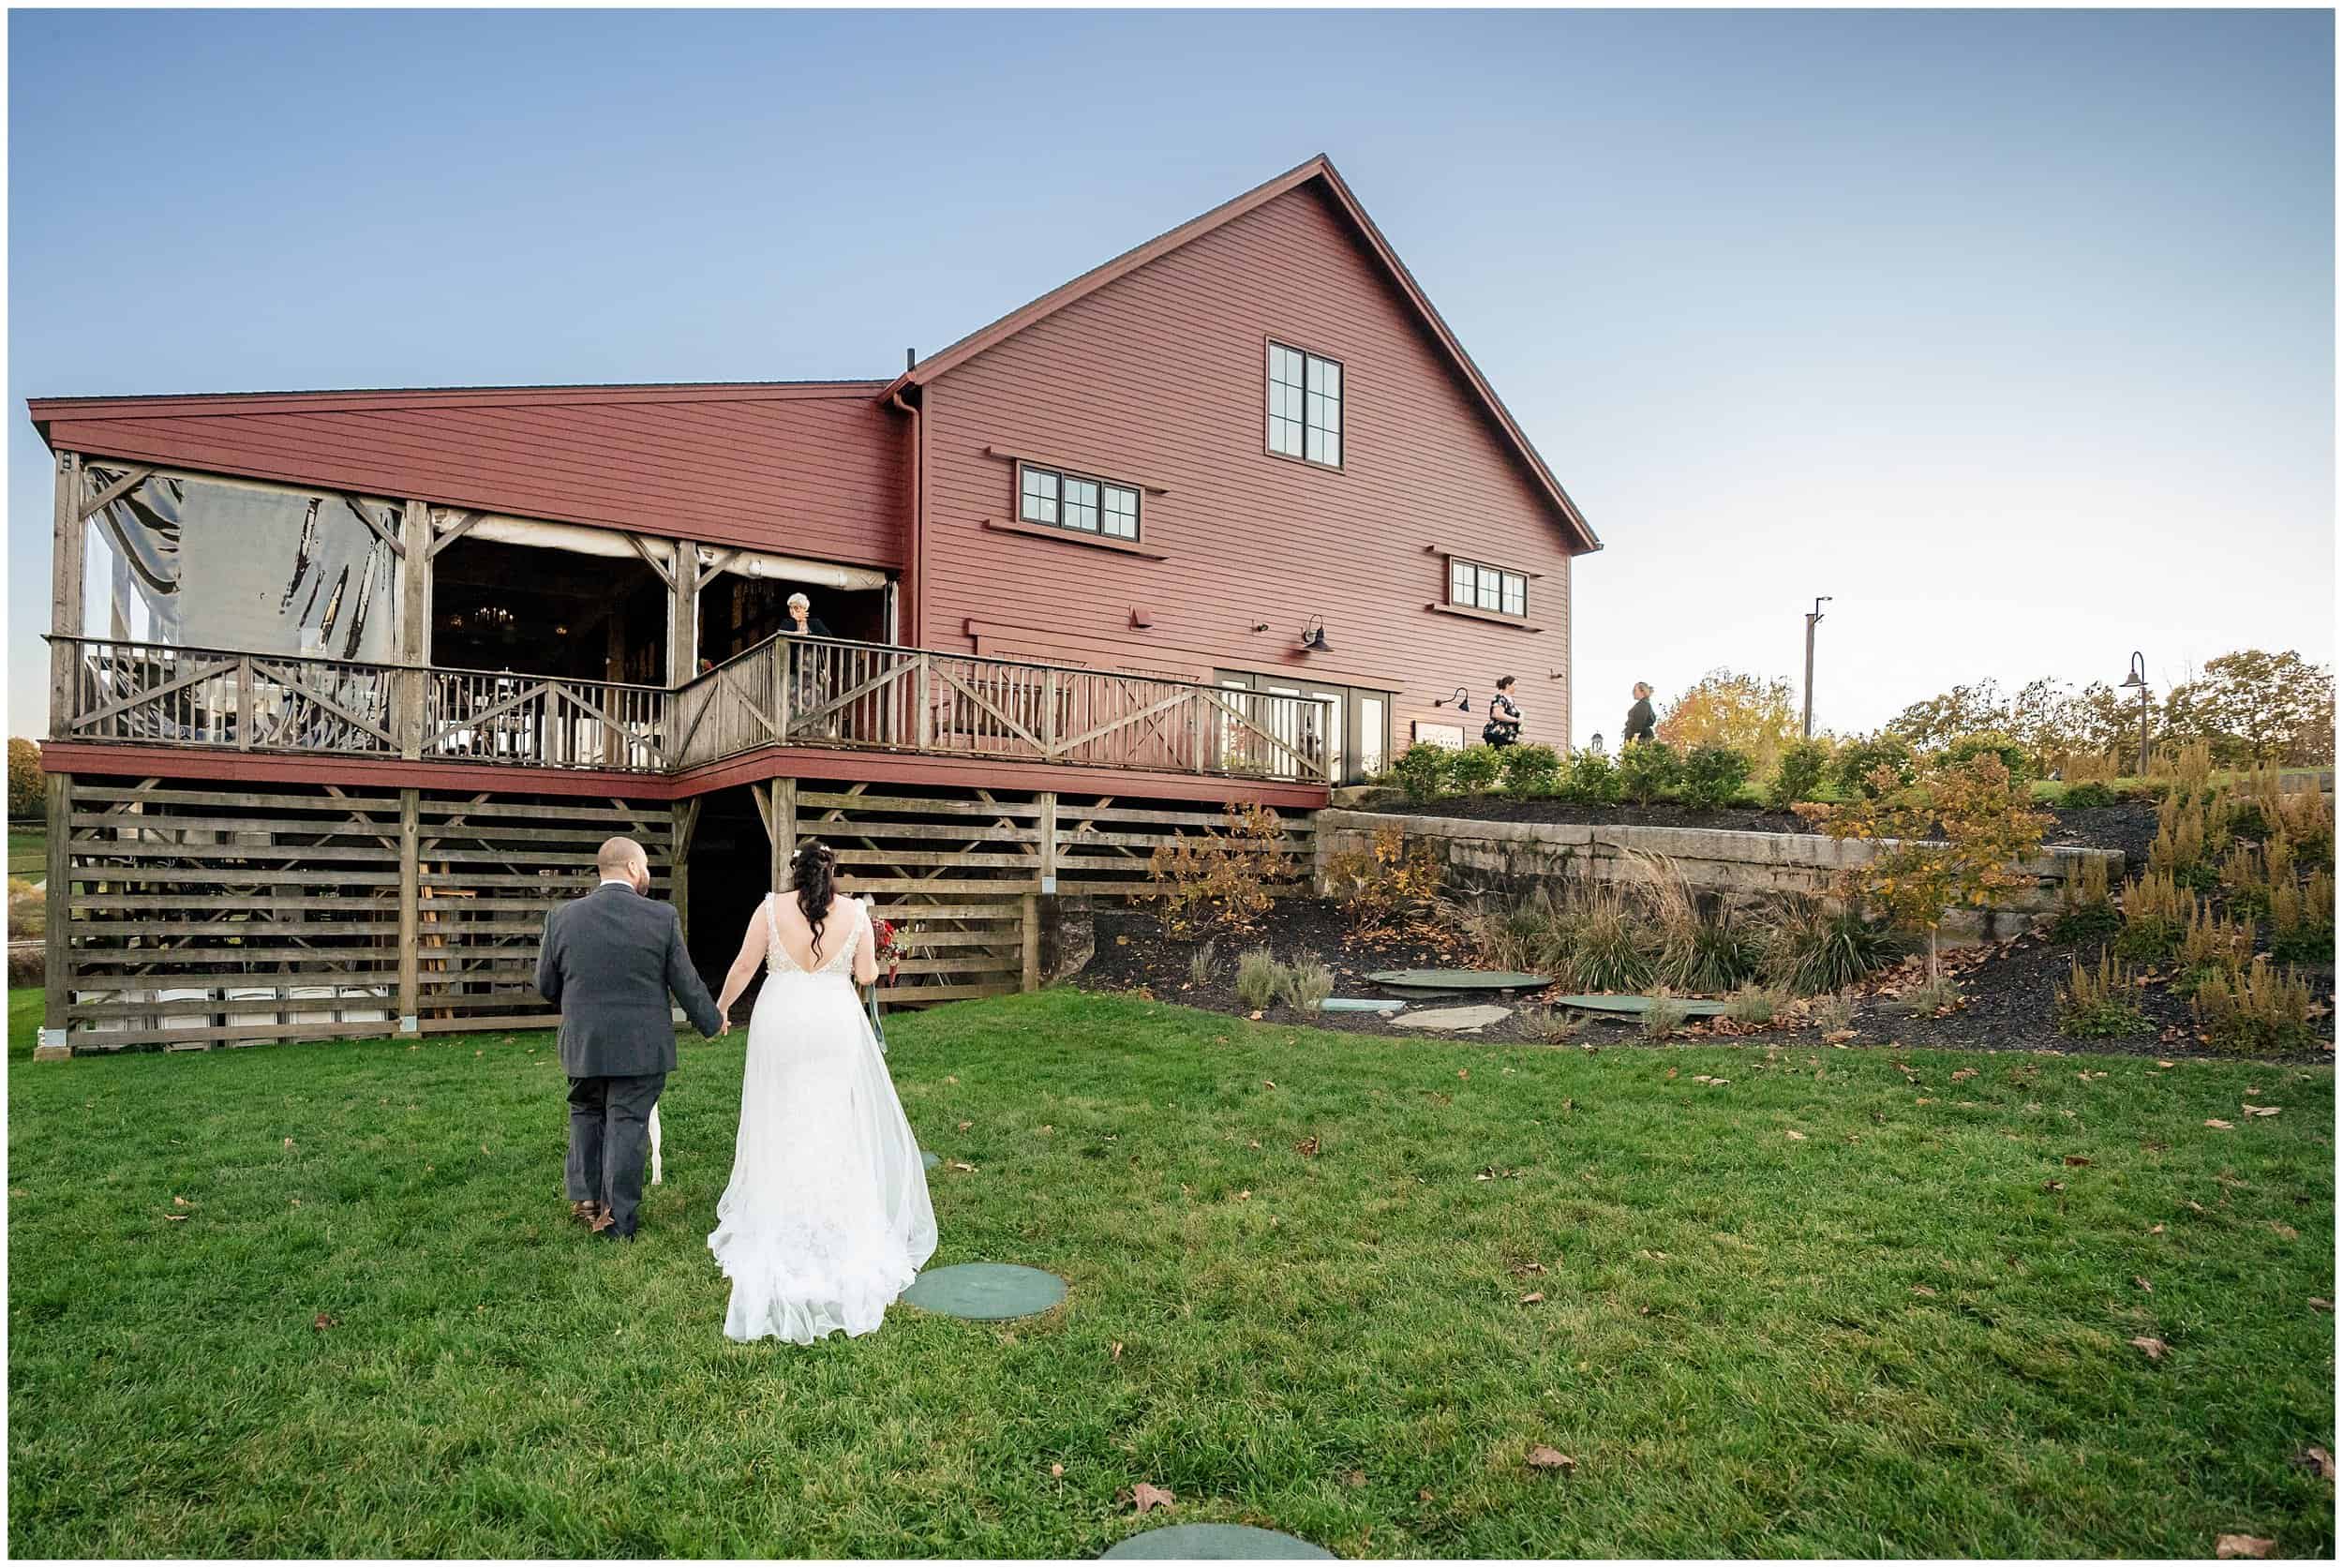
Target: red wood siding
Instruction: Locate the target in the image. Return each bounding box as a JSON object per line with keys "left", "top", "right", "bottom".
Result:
{"left": 36, "top": 384, "right": 907, "bottom": 566}
{"left": 918, "top": 183, "right": 1577, "bottom": 751}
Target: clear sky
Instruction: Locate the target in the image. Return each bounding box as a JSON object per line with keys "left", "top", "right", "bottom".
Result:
{"left": 8, "top": 7, "right": 2334, "bottom": 743}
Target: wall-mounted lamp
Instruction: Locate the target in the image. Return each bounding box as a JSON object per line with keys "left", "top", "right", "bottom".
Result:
{"left": 1433, "top": 686, "right": 1470, "bottom": 709}
{"left": 1298, "top": 616, "right": 1332, "bottom": 654}
{"left": 1249, "top": 622, "right": 1271, "bottom": 634}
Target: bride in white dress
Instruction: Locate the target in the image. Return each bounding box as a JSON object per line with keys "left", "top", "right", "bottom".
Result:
{"left": 708, "top": 840, "right": 936, "bottom": 1343}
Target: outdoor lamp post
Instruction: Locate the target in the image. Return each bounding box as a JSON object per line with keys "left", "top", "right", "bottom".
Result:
{"left": 2119, "top": 651, "right": 2152, "bottom": 777}
{"left": 1802, "top": 596, "right": 1832, "bottom": 739}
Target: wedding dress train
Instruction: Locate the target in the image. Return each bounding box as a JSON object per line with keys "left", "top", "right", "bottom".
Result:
{"left": 707, "top": 896, "right": 936, "bottom": 1343}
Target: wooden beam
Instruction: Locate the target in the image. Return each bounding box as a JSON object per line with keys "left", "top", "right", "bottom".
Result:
{"left": 773, "top": 776, "right": 798, "bottom": 892}
{"left": 48, "top": 452, "right": 83, "bottom": 737}
{"left": 1020, "top": 891, "right": 1041, "bottom": 993}
{"left": 672, "top": 796, "right": 702, "bottom": 945}
{"left": 396, "top": 788, "right": 421, "bottom": 1033}
{"left": 38, "top": 772, "right": 72, "bottom": 1059}
{"left": 628, "top": 532, "right": 679, "bottom": 594}
{"left": 1037, "top": 790, "right": 1059, "bottom": 892}
{"left": 665, "top": 536, "right": 699, "bottom": 684}
{"left": 396, "top": 500, "right": 431, "bottom": 758}
{"left": 425, "top": 509, "right": 483, "bottom": 559}
{"left": 75, "top": 462, "right": 154, "bottom": 523}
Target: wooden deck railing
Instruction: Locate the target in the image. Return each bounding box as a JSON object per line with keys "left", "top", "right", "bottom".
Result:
{"left": 49, "top": 634, "right": 1337, "bottom": 784}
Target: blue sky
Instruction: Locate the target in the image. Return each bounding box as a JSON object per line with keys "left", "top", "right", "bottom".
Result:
{"left": 8, "top": 8, "right": 2334, "bottom": 741}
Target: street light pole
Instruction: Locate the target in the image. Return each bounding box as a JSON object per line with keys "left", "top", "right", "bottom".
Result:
{"left": 1802, "top": 597, "right": 1832, "bottom": 739}
{"left": 2120, "top": 651, "right": 2152, "bottom": 777}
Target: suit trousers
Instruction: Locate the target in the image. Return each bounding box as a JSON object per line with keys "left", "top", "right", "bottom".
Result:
{"left": 565, "top": 1071, "right": 667, "bottom": 1235}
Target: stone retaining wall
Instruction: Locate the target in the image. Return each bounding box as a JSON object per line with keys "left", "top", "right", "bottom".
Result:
{"left": 1313, "top": 811, "right": 2127, "bottom": 946}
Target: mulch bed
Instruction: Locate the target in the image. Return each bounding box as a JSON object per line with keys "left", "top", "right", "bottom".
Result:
{"left": 1077, "top": 896, "right": 2336, "bottom": 1066}
{"left": 1363, "top": 794, "right": 2160, "bottom": 863}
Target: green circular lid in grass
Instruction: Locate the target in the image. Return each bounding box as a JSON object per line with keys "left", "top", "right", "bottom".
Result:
{"left": 1367, "top": 968, "right": 1550, "bottom": 992}
{"left": 1553, "top": 993, "right": 1730, "bottom": 1017}
{"left": 1101, "top": 1524, "right": 1334, "bottom": 1560}
{"left": 902, "top": 1262, "right": 1067, "bottom": 1321}
{"left": 920, "top": 1150, "right": 941, "bottom": 1171}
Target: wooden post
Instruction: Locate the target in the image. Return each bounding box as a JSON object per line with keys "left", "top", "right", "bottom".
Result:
{"left": 915, "top": 652, "right": 932, "bottom": 751}
{"left": 396, "top": 500, "right": 431, "bottom": 759}
{"left": 667, "top": 541, "right": 700, "bottom": 687}
{"left": 1021, "top": 891, "right": 1041, "bottom": 993}
{"left": 773, "top": 777, "right": 798, "bottom": 889}
{"left": 396, "top": 788, "right": 420, "bottom": 1034}
{"left": 36, "top": 772, "right": 72, "bottom": 1059}
{"left": 1037, "top": 790, "right": 1059, "bottom": 894}
{"left": 48, "top": 452, "right": 82, "bottom": 737}
{"left": 673, "top": 797, "right": 702, "bottom": 945}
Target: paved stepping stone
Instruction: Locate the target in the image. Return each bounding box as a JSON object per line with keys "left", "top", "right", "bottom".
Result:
{"left": 920, "top": 1150, "right": 941, "bottom": 1171}
{"left": 902, "top": 1262, "right": 1067, "bottom": 1321}
{"left": 1391, "top": 1003, "right": 1513, "bottom": 1032}
{"left": 1367, "top": 968, "right": 1551, "bottom": 993}
{"left": 1553, "top": 993, "right": 1730, "bottom": 1018}
{"left": 1311, "top": 997, "right": 1403, "bottom": 1013}
{"left": 1101, "top": 1524, "right": 1334, "bottom": 1560}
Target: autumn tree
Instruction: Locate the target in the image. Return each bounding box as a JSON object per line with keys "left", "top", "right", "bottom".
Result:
{"left": 1816, "top": 754, "right": 2052, "bottom": 982}
{"left": 2160, "top": 650, "right": 2336, "bottom": 766}
{"left": 7, "top": 739, "right": 40, "bottom": 821}
{"left": 1654, "top": 668, "right": 1799, "bottom": 773}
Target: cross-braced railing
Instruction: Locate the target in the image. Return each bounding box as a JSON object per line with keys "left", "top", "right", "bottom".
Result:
{"left": 49, "top": 633, "right": 1337, "bottom": 785}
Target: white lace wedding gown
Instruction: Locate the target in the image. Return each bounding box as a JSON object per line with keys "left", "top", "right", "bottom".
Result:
{"left": 707, "top": 896, "right": 937, "bottom": 1344}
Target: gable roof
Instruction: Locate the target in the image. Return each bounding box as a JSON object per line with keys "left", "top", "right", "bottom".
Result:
{"left": 884, "top": 154, "right": 1600, "bottom": 555}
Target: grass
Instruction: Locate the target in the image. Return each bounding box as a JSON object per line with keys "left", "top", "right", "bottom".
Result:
{"left": 7, "top": 985, "right": 2336, "bottom": 1558}
{"left": 7, "top": 827, "right": 44, "bottom": 880}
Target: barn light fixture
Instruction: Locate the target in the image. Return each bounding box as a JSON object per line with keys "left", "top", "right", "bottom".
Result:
{"left": 1298, "top": 616, "right": 1332, "bottom": 654}
{"left": 1249, "top": 621, "right": 1271, "bottom": 634}
{"left": 1433, "top": 686, "right": 1470, "bottom": 709}
{"left": 2119, "top": 650, "right": 2152, "bottom": 777}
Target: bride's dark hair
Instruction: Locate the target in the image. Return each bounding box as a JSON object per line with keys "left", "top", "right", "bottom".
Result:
{"left": 792, "top": 840, "right": 838, "bottom": 954}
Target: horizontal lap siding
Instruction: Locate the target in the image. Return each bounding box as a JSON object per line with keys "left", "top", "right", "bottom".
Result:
{"left": 45, "top": 393, "right": 907, "bottom": 566}
{"left": 921, "top": 184, "right": 1574, "bottom": 748}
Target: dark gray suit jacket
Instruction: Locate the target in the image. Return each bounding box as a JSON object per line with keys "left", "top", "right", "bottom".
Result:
{"left": 536, "top": 882, "right": 723, "bottom": 1078}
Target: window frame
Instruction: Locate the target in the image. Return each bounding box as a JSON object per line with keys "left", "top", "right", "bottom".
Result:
{"left": 1445, "top": 555, "right": 1530, "bottom": 620}
{"left": 1265, "top": 338, "right": 1346, "bottom": 471}
{"left": 1014, "top": 459, "right": 1142, "bottom": 543}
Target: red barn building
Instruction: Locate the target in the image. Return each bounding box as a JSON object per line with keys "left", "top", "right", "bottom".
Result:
{"left": 29, "top": 154, "right": 1600, "bottom": 1054}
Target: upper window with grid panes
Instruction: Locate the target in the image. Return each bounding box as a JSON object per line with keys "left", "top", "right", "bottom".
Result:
{"left": 1017, "top": 462, "right": 1141, "bottom": 541}
{"left": 1267, "top": 341, "right": 1342, "bottom": 469}
{"left": 1448, "top": 557, "right": 1528, "bottom": 618}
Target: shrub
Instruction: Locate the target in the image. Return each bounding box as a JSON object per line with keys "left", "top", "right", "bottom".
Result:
{"left": 1899, "top": 976, "right": 1962, "bottom": 1017}
{"left": 1323, "top": 826, "right": 1445, "bottom": 942}
{"left": 1727, "top": 986, "right": 1787, "bottom": 1026}
{"left": 1757, "top": 897, "right": 1901, "bottom": 995}
{"left": 2148, "top": 793, "right": 2214, "bottom": 886}
{"left": 1557, "top": 751, "right": 1621, "bottom": 806}
{"left": 1813, "top": 990, "right": 1858, "bottom": 1034}
{"left": 7, "top": 739, "right": 40, "bottom": 821}
{"left": 2057, "top": 782, "right": 2119, "bottom": 810}
{"left": 1766, "top": 739, "right": 1831, "bottom": 811}
{"left": 1465, "top": 887, "right": 1572, "bottom": 977}
{"left": 2051, "top": 856, "right": 2120, "bottom": 943}
{"left": 2191, "top": 960, "right": 2316, "bottom": 1054}
{"left": 2267, "top": 868, "right": 2336, "bottom": 965}
{"left": 2054, "top": 952, "right": 2151, "bottom": 1038}
{"left": 1569, "top": 888, "right": 1654, "bottom": 993}
{"left": 7, "top": 878, "right": 45, "bottom": 944}
{"left": 6, "top": 944, "right": 41, "bottom": 989}
{"left": 1678, "top": 744, "right": 1753, "bottom": 812}
{"left": 2115, "top": 870, "right": 2192, "bottom": 961}
{"left": 1615, "top": 740, "right": 1680, "bottom": 807}
{"left": 1234, "top": 948, "right": 1281, "bottom": 1010}
{"left": 1641, "top": 995, "right": 1689, "bottom": 1041}
{"left": 1187, "top": 940, "right": 1217, "bottom": 988}
{"left": 1497, "top": 743, "right": 1562, "bottom": 798}
{"left": 2150, "top": 739, "right": 2216, "bottom": 804}
{"left": 1147, "top": 802, "right": 1294, "bottom": 939}
{"left": 1524, "top": 1005, "right": 1586, "bottom": 1044}
{"left": 1823, "top": 754, "right": 2052, "bottom": 981}
{"left": 1832, "top": 735, "right": 1917, "bottom": 799}
{"left": 2053, "top": 750, "right": 2122, "bottom": 787}
{"left": 1444, "top": 744, "right": 1502, "bottom": 798}
{"left": 1940, "top": 731, "right": 2032, "bottom": 783}
{"left": 1277, "top": 957, "right": 1335, "bottom": 1012}
{"left": 1624, "top": 850, "right": 1761, "bottom": 993}
{"left": 1390, "top": 744, "right": 1449, "bottom": 804}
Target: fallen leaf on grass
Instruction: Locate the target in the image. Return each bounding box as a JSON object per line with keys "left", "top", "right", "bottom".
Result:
{"left": 162, "top": 1213, "right": 188, "bottom": 1222}
{"left": 1125, "top": 1482, "right": 1175, "bottom": 1516}
{"left": 1110, "top": 1341, "right": 1124, "bottom": 1360}
{"left": 1294, "top": 1135, "right": 1321, "bottom": 1157}
{"left": 1784, "top": 1130, "right": 1807, "bottom": 1142}
{"left": 2299, "top": 1445, "right": 2336, "bottom": 1481}
{"left": 957, "top": 1120, "right": 972, "bottom": 1131}
{"left": 1051, "top": 1463, "right": 1065, "bottom": 1479}
{"left": 1457, "top": 1069, "right": 1469, "bottom": 1081}
{"left": 2205, "top": 1119, "right": 2235, "bottom": 1130}
{"left": 1513, "top": 1262, "right": 1546, "bottom": 1277}
{"left": 1417, "top": 1488, "right": 1434, "bottom": 1502}
{"left": 1343, "top": 1469, "right": 1366, "bottom": 1487}
{"left": 2130, "top": 1336, "right": 2168, "bottom": 1361}
{"left": 2043, "top": 1181, "right": 2066, "bottom": 1194}
{"left": 947, "top": 1160, "right": 976, "bottom": 1172}
{"left": 172, "top": 1195, "right": 190, "bottom": 1207}
{"left": 1526, "top": 1447, "right": 1576, "bottom": 1474}
{"left": 1246, "top": 1010, "right": 1264, "bottom": 1022}
{"left": 2243, "top": 1105, "right": 2280, "bottom": 1118}
{"left": 312, "top": 1313, "right": 338, "bottom": 1331}
{"left": 2150, "top": 1224, "right": 2166, "bottom": 1234}
{"left": 283, "top": 1137, "right": 295, "bottom": 1150}
{"left": 2215, "top": 1535, "right": 2273, "bottom": 1559}
{"left": 2156, "top": 1060, "right": 2175, "bottom": 1068}
{"left": 2311, "top": 1298, "right": 2333, "bottom": 1312}
{"left": 1822, "top": 1029, "right": 1857, "bottom": 1045}
{"left": 2270, "top": 1222, "right": 2297, "bottom": 1240}
{"left": 1665, "top": 1068, "right": 1678, "bottom": 1080}
{"left": 2064, "top": 1156, "right": 2094, "bottom": 1167}
{"left": 1518, "top": 1292, "right": 1545, "bottom": 1306}
{"left": 2133, "top": 1277, "right": 2153, "bottom": 1293}
{"left": 1262, "top": 1080, "right": 1276, "bottom": 1090}
{"left": 1910, "top": 1285, "right": 1937, "bottom": 1297}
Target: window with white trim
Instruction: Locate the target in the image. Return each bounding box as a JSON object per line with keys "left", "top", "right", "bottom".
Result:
{"left": 1017, "top": 462, "right": 1141, "bottom": 541}
{"left": 1448, "top": 557, "right": 1528, "bottom": 618}
{"left": 1267, "top": 341, "right": 1343, "bottom": 467}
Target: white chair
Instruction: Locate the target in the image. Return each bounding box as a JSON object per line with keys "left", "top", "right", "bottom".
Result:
{"left": 336, "top": 985, "right": 391, "bottom": 1026}
{"left": 286, "top": 985, "right": 338, "bottom": 1036}
{"left": 154, "top": 987, "right": 214, "bottom": 1044}
{"left": 224, "top": 987, "right": 283, "bottom": 1039}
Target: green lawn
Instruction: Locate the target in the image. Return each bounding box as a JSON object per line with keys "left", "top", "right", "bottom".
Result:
{"left": 7, "top": 828, "right": 43, "bottom": 880}
{"left": 7, "top": 986, "right": 2335, "bottom": 1558}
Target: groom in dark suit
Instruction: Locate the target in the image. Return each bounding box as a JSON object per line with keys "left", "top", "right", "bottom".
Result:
{"left": 536, "top": 836, "right": 725, "bottom": 1240}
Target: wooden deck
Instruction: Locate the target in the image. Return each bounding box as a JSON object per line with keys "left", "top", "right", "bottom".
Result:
{"left": 46, "top": 633, "right": 1337, "bottom": 803}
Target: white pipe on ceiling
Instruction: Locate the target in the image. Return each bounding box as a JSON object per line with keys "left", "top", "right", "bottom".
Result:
{"left": 430, "top": 513, "right": 888, "bottom": 590}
